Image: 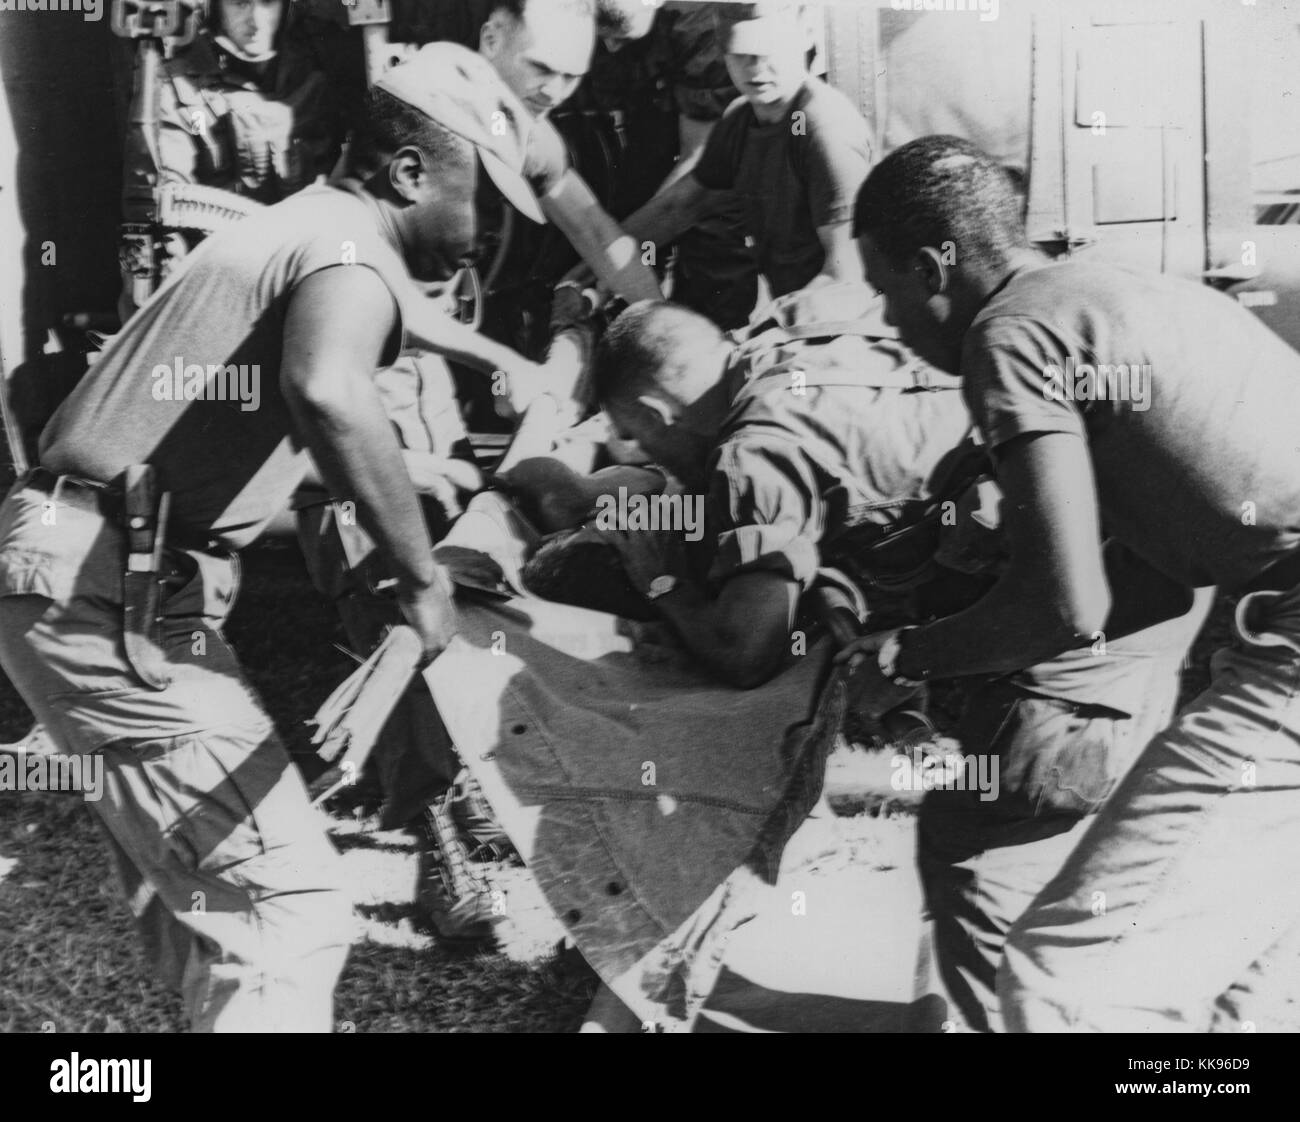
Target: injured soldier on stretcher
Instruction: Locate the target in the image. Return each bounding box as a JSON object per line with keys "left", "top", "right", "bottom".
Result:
{"left": 498, "top": 295, "right": 979, "bottom": 687}
{"left": 482, "top": 294, "right": 1211, "bottom": 1031}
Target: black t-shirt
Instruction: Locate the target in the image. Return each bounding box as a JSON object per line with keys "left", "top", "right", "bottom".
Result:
{"left": 691, "top": 78, "right": 871, "bottom": 297}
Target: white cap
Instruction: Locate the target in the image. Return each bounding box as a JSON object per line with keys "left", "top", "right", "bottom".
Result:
{"left": 376, "top": 42, "right": 545, "bottom": 224}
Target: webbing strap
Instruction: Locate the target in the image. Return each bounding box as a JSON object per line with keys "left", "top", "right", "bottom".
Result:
{"left": 736, "top": 310, "right": 963, "bottom": 393}
{"left": 747, "top": 354, "right": 964, "bottom": 393}
{"left": 779, "top": 319, "right": 896, "bottom": 341}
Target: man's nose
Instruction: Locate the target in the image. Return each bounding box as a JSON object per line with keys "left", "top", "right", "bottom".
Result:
{"left": 536, "top": 75, "right": 565, "bottom": 107}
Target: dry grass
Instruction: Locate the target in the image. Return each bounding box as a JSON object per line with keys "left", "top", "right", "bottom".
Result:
{"left": 0, "top": 544, "right": 598, "bottom": 1033}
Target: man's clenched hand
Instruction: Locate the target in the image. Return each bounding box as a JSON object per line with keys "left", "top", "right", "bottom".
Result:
{"left": 397, "top": 567, "right": 459, "bottom": 665}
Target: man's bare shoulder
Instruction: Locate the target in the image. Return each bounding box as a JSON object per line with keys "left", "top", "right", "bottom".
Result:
{"left": 288, "top": 266, "right": 398, "bottom": 342}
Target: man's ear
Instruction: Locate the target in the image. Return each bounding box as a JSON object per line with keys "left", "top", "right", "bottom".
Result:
{"left": 915, "top": 245, "right": 951, "bottom": 298}
{"left": 389, "top": 145, "right": 431, "bottom": 203}
{"left": 634, "top": 394, "right": 675, "bottom": 433}
{"left": 479, "top": 13, "right": 502, "bottom": 59}
{"left": 797, "top": 8, "right": 821, "bottom": 56}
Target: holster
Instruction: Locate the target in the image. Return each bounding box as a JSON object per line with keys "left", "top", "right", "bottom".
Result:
{"left": 122, "top": 464, "right": 173, "bottom": 691}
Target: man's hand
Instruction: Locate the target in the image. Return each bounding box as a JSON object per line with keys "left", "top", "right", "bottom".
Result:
{"left": 397, "top": 567, "right": 459, "bottom": 665}
{"left": 550, "top": 282, "right": 597, "bottom": 334}
{"left": 833, "top": 628, "right": 897, "bottom": 672}
{"left": 615, "top": 618, "right": 693, "bottom": 670}
{"left": 498, "top": 457, "right": 590, "bottom": 531}
{"left": 492, "top": 353, "right": 548, "bottom": 419}
{"left": 834, "top": 629, "right": 923, "bottom": 723}
{"left": 603, "top": 527, "right": 684, "bottom": 597}
{"left": 430, "top": 544, "right": 505, "bottom": 593}
{"left": 561, "top": 261, "right": 599, "bottom": 291}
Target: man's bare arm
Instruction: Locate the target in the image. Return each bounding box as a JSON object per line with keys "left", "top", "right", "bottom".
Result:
{"left": 280, "top": 267, "right": 454, "bottom": 655}
{"left": 402, "top": 296, "right": 539, "bottom": 379}
{"left": 502, "top": 459, "right": 666, "bottom": 532}
{"left": 811, "top": 221, "right": 862, "bottom": 287}
{"left": 605, "top": 526, "right": 803, "bottom": 686}
{"left": 651, "top": 571, "right": 802, "bottom": 689}
{"left": 889, "top": 431, "right": 1112, "bottom": 680}
{"left": 562, "top": 173, "right": 729, "bottom": 290}
{"left": 619, "top": 173, "right": 721, "bottom": 261}
{"left": 542, "top": 171, "right": 663, "bottom": 303}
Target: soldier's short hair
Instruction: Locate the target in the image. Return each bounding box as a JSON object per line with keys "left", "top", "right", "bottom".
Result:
{"left": 344, "top": 87, "right": 474, "bottom": 179}
{"left": 853, "top": 135, "right": 1028, "bottom": 268}
{"left": 592, "top": 301, "right": 727, "bottom": 409}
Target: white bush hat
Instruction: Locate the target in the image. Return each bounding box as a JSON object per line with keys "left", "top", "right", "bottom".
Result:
{"left": 376, "top": 41, "right": 544, "bottom": 223}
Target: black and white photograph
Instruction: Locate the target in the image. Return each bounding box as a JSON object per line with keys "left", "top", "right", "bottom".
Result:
{"left": 0, "top": 0, "right": 1295, "bottom": 1070}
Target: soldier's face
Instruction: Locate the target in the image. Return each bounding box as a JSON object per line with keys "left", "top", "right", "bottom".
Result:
{"left": 723, "top": 23, "right": 807, "bottom": 109}
{"left": 404, "top": 155, "right": 481, "bottom": 284}
{"left": 608, "top": 397, "right": 715, "bottom": 493}
{"left": 481, "top": 3, "right": 594, "bottom": 118}
{"left": 859, "top": 233, "right": 962, "bottom": 374}
{"left": 218, "top": 0, "right": 283, "bottom": 58}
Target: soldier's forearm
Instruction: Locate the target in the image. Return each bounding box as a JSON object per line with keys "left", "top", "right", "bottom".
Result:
{"left": 403, "top": 302, "right": 524, "bottom": 377}
{"left": 286, "top": 382, "right": 437, "bottom": 591}
{"left": 650, "top": 571, "right": 798, "bottom": 689}
{"left": 542, "top": 171, "right": 662, "bottom": 303}
{"left": 619, "top": 176, "right": 713, "bottom": 269}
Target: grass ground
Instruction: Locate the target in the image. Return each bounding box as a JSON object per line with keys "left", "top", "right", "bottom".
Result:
{"left": 0, "top": 544, "right": 599, "bottom": 1033}
{"left": 0, "top": 543, "right": 1232, "bottom": 1032}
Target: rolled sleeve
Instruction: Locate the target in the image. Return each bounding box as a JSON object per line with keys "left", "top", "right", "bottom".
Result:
{"left": 706, "top": 438, "right": 825, "bottom": 591}
{"left": 962, "top": 316, "right": 1089, "bottom": 452}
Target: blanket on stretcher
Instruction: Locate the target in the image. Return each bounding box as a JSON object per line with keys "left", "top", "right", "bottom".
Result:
{"left": 423, "top": 591, "right": 844, "bottom": 1030}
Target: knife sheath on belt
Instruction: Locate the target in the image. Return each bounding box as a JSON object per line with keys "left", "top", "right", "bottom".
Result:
{"left": 123, "top": 464, "right": 173, "bottom": 691}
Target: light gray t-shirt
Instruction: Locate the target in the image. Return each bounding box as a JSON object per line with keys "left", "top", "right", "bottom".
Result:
{"left": 42, "top": 184, "right": 416, "bottom": 549}
{"left": 963, "top": 260, "right": 1300, "bottom": 590}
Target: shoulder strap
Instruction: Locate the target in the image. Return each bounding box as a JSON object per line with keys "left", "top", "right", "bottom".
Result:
{"left": 780, "top": 319, "right": 895, "bottom": 341}
{"left": 745, "top": 345, "right": 964, "bottom": 393}
{"left": 735, "top": 283, "right": 963, "bottom": 392}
